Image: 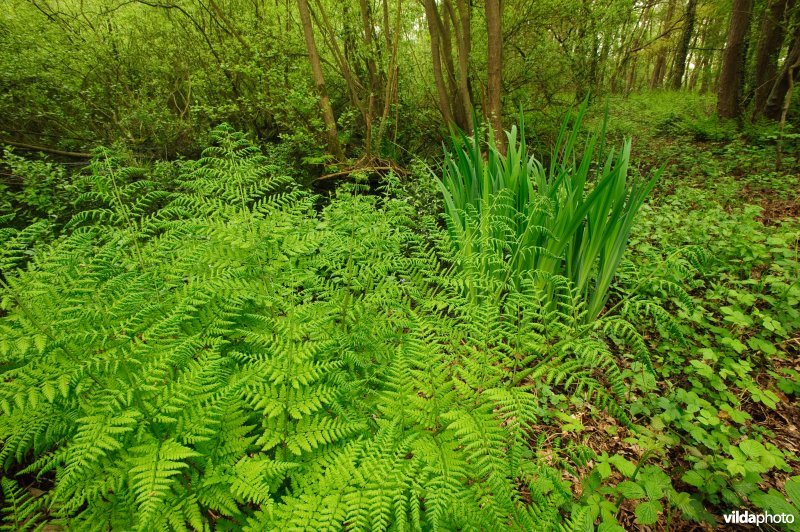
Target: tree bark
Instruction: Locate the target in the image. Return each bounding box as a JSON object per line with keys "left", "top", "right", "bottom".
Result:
{"left": 423, "top": 0, "right": 455, "bottom": 126}
{"left": 485, "top": 0, "right": 505, "bottom": 152}
{"left": 358, "top": 0, "right": 380, "bottom": 155}
{"left": 672, "top": 0, "right": 698, "bottom": 89}
{"left": 375, "top": 0, "right": 402, "bottom": 148}
{"left": 626, "top": 4, "right": 653, "bottom": 94}
{"left": 297, "top": 0, "right": 344, "bottom": 159}
{"left": 763, "top": 28, "right": 800, "bottom": 119}
{"left": 445, "top": 0, "right": 474, "bottom": 132}
{"left": 717, "top": 0, "right": 754, "bottom": 118}
{"left": 651, "top": 0, "right": 678, "bottom": 88}
{"left": 752, "top": 0, "right": 792, "bottom": 117}
{"left": 775, "top": 49, "right": 800, "bottom": 168}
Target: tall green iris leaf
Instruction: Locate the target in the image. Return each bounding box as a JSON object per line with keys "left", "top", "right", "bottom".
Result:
{"left": 437, "top": 102, "right": 660, "bottom": 320}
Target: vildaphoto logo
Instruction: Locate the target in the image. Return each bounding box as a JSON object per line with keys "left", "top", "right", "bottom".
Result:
{"left": 722, "top": 509, "right": 796, "bottom": 526}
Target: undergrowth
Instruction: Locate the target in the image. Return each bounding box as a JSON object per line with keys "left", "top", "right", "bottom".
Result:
{"left": 1, "top": 102, "right": 798, "bottom": 530}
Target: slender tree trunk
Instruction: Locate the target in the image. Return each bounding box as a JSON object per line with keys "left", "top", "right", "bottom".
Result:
{"left": 775, "top": 51, "right": 800, "bottom": 168}
{"left": 208, "top": 0, "right": 251, "bottom": 52}
{"left": 752, "top": 0, "right": 792, "bottom": 117}
{"left": 437, "top": 6, "right": 466, "bottom": 128}
{"left": 311, "top": 1, "right": 362, "bottom": 113}
{"left": 700, "top": 51, "right": 714, "bottom": 93}
{"left": 297, "top": 0, "right": 343, "bottom": 159}
{"left": 689, "top": 54, "right": 705, "bottom": 90}
{"left": 423, "top": 0, "right": 455, "bottom": 126}
{"left": 626, "top": 5, "right": 652, "bottom": 94}
{"left": 358, "top": 0, "right": 380, "bottom": 156}
{"left": 687, "top": 19, "right": 707, "bottom": 90}
{"left": 375, "top": 0, "right": 402, "bottom": 149}
{"left": 611, "top": 16, "right": 633, "bottom": 93}
{"left": 651, "top": 0, "right": 678, "bottom": 88}
{"left": 598, "top": 29, "right": 612, "bottom": 89}
{"left": 445, "top": 0, "right": 474, "bottom": 132}
{"left": 764, "top": 29, "right": 800, "bottom": 119}
{"left": 485, "top": 0, "right": 505, "bottom": 152}
{"left": 717, "top": 0, "right": 754, "bottom": 118}
{"left": 672, "top": 0, "right": 698, "bottom": 89}
{"left": 588, "top": 29, "right": 600, "bottom": 95}
{"left": 700, "top": 20, "right": 723, "bottom": 94}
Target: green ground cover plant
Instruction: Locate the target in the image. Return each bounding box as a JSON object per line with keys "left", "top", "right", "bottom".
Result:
{"left": 4, "top": 0, "right": 800, "bottom": 527}
{"left": 1, "top": 96, "right": 799, "bottom": 530}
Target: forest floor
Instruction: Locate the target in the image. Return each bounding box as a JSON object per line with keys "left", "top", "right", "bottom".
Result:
{"left": 1, "top": 92, "right": 799, "bottom": 530}
{"left": 572, "top": 93, "right": 800, "bottom": 530}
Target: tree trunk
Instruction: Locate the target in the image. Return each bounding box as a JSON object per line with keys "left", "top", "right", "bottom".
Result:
{"left": 297, "top": 0, "right": 343, "bottom": 159}
{"left": 446, "top": 0, "right": 474, "bottom": 133}
{"left": 437, "top": 5, "right": 467, "bottom": 129}
{"left": 485, "top": 0, "right": 505, "bottom": 152}
{"left": 763, "top": 28, "right": 800, "bottom": 119}
{"left": 687, "top": 18, "right": 708, "bottom": 90}
{"left": 597, "top": 29, "right": 612, "bottom": 89}
{"left": 752, "top": 0, "right": 792, "bottom": 117}
{"left": 775, "top": 49, "right": 800, "bottom": 168}
{"left": 651, "top": 0, "right": 678, "bottom": 88}
{"left": 672, "top": 0, "right": 698, "bottom": 89}
{"left": 375, "top": 0, "right": 402, "bottom": 149}
{"left": 423, "top": 0, "right": 455, "bottom": 126}
{"left": 358, "top": 0, "right": 380, "bottom": 156}
{"left": 717, "top": 0, "right": 754, "bottom": 118}
{"left": 626, "top": 5, "right": 652, "bottom": 94}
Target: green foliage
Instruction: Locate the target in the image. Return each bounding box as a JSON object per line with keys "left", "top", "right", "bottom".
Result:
{"left": 2, "top": 126, "right": 653, "bottom": 530}
{"left": 438, "top": 103, "right": 658, "bottom": 320}
{"left": 0, "top": 150, "right": 73, "bottom": 222}
{"left": 2, "top": 96, "right": 799, "bottom": 530}
{"left": 0, "top": 478, "right": 44, "bottom": 531}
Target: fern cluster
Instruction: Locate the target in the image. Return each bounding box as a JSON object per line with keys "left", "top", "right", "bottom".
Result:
{"left": 0, "top": 126, "right": 654, "bottom": 530}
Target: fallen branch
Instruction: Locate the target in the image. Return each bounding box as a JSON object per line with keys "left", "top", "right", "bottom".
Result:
{"left": 316, "top": 166, "right": 401, "bottom": 181}
{"left": 314, "top": 155, "right": 407, "bottom": 182}
{"left": 1, "top": 139, "right": 93, "bottom": 158}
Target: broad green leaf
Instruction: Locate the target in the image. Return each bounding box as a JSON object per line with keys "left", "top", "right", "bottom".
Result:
{"left": 634, "top": 500, "right": 662, "bottom": 525}
{"left": 617, "top": 481, "right": 645, "bottom": 500}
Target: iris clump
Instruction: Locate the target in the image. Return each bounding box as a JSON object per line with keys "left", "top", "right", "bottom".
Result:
{"left": 438, "top": 103, "right": 659, "bottom": 320}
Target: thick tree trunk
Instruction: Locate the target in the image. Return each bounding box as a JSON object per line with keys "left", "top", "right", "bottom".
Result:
{"left": 752, "top": 0, "right": 792, "bottom": 117}
{"left": 717, "top": 0, "right": 754, "bottom": 118}
{"left": 297, "top": 0, "right": 343, "bottom": 159}
{"left": 485, "top": 0, "right": 505, "bottom": 152}
{"left": 672, "top": 0, "right": 698, "bottom": 89}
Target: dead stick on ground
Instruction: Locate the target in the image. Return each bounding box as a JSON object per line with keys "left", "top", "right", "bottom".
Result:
{"left": 1, "top": 139, "right": 93, "bottom": 158}
{"left": 315, "top": 165, "right": 404, "bottom": 181}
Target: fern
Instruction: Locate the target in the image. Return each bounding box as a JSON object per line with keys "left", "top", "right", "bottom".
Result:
{"left": 0, "top": 478, "right": 44, "bottom": 531}
{"left": 0, "top": 125, "right": 676, "bottom": 530}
